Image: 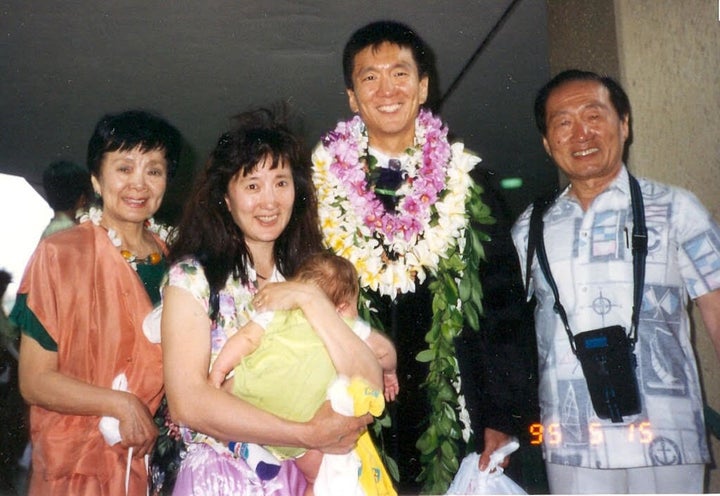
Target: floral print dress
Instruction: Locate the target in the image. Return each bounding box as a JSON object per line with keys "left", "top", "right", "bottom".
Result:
{"left": 151, "top": 257, "right": 306, "bottom": 496}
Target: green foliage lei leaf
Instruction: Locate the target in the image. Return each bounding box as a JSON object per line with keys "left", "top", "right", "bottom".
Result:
{"left": 415, "top": 181, "right": 492, "bottom": 494}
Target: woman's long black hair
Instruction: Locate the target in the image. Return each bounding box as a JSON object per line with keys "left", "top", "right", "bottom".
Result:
{"left": 169, "top": 106, "right": 323, "bottom": 302}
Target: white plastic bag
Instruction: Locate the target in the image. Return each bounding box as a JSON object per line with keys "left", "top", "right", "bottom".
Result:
{"left": 446, "top": 438, "right": 527, "bottom": 495}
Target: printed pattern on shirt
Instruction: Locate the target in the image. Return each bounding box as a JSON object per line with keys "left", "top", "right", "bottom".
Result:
{"left": 512, "top": 168, "right": 718, "bottom": 470}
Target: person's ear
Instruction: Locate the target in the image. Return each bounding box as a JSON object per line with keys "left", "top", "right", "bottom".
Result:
{"left": 621, "top": 114, "right": 630, "bottom": 142}
{"left": 347, "top": 88, "right": 359, "bottom": 113}
{"left": 336, "top": 301, "right": 352, "bottom": 315}
{"left": 90, "top": 175, "right": 102, "bottom": 197}
{"left": 418, "top": 75, "right": 429, "bottom": 105}
{"left": 75, "top": 193, "right": 89, "bottom": 211}
{"left": 542, "top": 136, "right": 552, "bottom": 156}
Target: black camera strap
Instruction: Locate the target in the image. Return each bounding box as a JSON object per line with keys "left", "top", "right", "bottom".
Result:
{"left": 526, "top": 174, "right": 647, "bottom": 353}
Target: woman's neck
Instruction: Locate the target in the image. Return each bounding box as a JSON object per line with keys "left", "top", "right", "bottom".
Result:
{"left": 247, "top": 242, "right": 276, "bottom": 282}
{"left": 102, "top": 218, "right": 157, "bottom": 257}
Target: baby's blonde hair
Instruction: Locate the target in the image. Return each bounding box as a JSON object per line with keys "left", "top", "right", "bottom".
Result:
{"left": 294, "top": 251, "right": 359, "bottom": 307}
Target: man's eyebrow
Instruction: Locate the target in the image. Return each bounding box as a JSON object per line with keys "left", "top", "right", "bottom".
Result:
{"left": 583, "top": 101, "right": 609, "bottom": 111}
{"left": 548, "top": 101, "right": 609, "bottom": 120}
{"left": 355, "top": 61, "right": 414, "bottom": 76}
{"left": 547, "top": 109, "right": 570, "bottom": 121}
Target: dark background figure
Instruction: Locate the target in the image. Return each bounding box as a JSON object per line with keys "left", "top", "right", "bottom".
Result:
{"left": 40, "top": 160, "right": 92, "bottom": 239}
{"left": 0, "top": 268, "right": 27, "bottom": 495}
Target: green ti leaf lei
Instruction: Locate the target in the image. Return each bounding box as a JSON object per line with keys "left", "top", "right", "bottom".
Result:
{"left": 359, "top": 181, "right": 493, "bottom": 494}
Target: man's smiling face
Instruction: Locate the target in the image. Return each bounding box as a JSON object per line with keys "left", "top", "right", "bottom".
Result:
{"left": 542, "top": 79, "right": 629, "bottom": 187}
{"left": 346, "top": 42, "right": 428, "bottom": 155}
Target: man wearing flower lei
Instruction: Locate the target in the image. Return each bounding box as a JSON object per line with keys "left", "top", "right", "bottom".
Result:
{"left": 312, "top": 20, "right": 515, "bottom": 494}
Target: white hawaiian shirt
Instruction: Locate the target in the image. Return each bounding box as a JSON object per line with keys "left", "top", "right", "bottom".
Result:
{"left": 512, "top": 166, "right": 718, "bottom": 469}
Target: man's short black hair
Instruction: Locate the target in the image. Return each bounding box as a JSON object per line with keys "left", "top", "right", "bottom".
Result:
{"left": 342, "top": 20, "right": 430, "bottom": 89}
{"left": 42, "top": 160, "right": 91, "bottom": 211}
{"left": 0, "top": 269, "right": 11, "bottom": 290}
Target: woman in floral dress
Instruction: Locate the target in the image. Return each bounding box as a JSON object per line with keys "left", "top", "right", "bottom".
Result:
{"left": 159, "top": 108, "right": 381, "bottom": 495}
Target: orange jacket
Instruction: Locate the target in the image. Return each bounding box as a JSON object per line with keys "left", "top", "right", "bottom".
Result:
{"left": 19, "top": 221, "right": 165, "bottom": 495}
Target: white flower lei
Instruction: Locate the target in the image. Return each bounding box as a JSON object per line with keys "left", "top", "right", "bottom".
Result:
{"left": 312, "top": 109, "right": 480, "bottom": 299}
{"left": 79, "top": 205, "right": 173, "bottom": 269}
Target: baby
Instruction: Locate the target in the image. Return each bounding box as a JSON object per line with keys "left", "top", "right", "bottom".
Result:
{"left": 209, "top": 251, "right": 399, "bottom": 494}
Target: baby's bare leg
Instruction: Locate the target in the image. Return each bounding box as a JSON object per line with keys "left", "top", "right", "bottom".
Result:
{"left": 296, "top": 449, "right": 323, "bottom": 496}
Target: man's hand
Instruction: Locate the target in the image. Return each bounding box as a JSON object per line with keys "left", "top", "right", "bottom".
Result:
{"left": 478, "top": 427, "right": 512, "bottom": 471}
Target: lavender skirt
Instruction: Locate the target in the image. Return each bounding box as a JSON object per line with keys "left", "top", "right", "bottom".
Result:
{"left": 172, "top": 443, "right": 307, "bottom": 496}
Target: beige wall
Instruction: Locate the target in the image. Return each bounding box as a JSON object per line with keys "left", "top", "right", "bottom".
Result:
{"left": 616, "top": 1, "right": 720, "bottom": 490}
{"left": 547, "top": 0, "right": 720, "bottom": 491}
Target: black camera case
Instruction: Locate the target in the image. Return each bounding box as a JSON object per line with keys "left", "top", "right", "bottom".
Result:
{"left": 574, "top": 325, "right": 641, "bottom": 423}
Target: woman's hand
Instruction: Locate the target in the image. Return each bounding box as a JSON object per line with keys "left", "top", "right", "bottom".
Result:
{"left": 117, "top": 392, "right": 158, "bottom": 458}
{"left": 252, "top": 281, "right": 321, "bottom": 313}
{"left": 20, "top": 335, "right": 159, "bottom": 458}
{"left": 303, "top": 401, "right": 373, "bottom": 454}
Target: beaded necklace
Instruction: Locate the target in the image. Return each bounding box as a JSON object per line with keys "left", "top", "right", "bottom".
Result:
{"left": 120, "top": 249, "right": 163, "bottom": 267}
{"left": 79, "top": 206, "right": 168, "bottom": 271}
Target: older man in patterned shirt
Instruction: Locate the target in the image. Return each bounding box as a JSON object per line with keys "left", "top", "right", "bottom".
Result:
{"left": 512, "top": 69, "right": 720, "bottom": 494}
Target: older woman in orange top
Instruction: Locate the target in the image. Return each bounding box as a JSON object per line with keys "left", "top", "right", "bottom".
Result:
{"left": 11, "top": 110, "right": 182, "bottom": 495}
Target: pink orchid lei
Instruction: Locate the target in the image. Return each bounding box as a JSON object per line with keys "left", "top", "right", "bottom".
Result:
{"left": 324, "top": 108, "right": 450, "bottom": 244}
{"left": 313, "top": 108, "right": 479, "bottom": 299}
